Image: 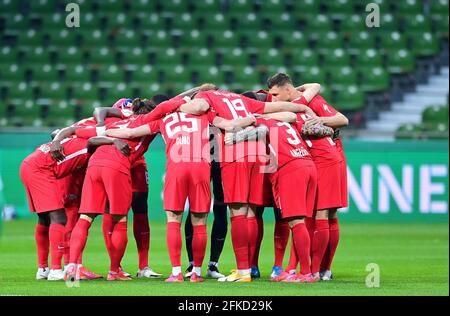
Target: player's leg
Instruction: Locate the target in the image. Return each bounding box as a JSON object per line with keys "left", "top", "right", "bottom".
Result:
{"left": 35, "top": 213, "right": 50, "bottom": 279}
{"left": 248, "top": 205, "right": 264, "bottom": 278}
{"left": 271, "top": 207, "right": 290, "bottom": 279}
{"left": 207, "top": 160, "right": 227, "bottom": 278}
{"left": 311, "top": 209, "right": 330, "bottom": 278}
{"left": 320, "top": 208, "right": 340, "bottom": 280}
{"left": 183, "top": 211, "right": 194, "bottom": 277}
{"left": 107, "top": 214, "right": 131, "bottom": 280}
{"left": 165, "top": 210, "right": 184, "bottom": 282}
{"left": 189, "top": 212, "right": 208, "bottom": 282}
{"left": 47, "top": 209, "right": 67, "bottom": 280}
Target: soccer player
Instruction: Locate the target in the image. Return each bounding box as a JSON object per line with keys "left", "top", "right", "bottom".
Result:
{"left": 193, "top": 88, "right": 317, "bottom": 282}
{"left": 105, "top": 97, "right": 260, "bottom": 282}
{"left": 267, "top": 73, "right": 349, "bottom": 280}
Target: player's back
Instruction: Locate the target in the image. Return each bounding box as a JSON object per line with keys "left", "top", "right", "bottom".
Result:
{"left": 151, "top": 112, "right": 212, "bottom": 164}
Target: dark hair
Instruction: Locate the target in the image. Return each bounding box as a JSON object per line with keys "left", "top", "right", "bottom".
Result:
{"left": 267, "top": 73, "right": 293, "bottom": 89}
{"left": 132, "top": 98, "right": 156, "bottom": 115}
{"left": 242, "top": 91, "right": 269, "bottom": 102}
{"left": 151, "top": 94, "right": 170, "bottom": 105}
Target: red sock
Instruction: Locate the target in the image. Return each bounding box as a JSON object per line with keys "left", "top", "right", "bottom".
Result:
{"left": 291, "top": 222, "right": 311, "bottom": 275}
{"left": 247, "top": 217, "right": 259, "bottom": 268}
{"left": 285, "top": 238, "right": 298, "bottom": 272}
{"left": 69, "top": 218, "right": 91, "bottom": 264}
{"left": 321, "top": 217, "right": 340, "bottom": 271}
{"left": 273, "top": 221, "right": 289, "bottom": 267}
{"left": 102, "top": 214, "right": 114, "bottom": 262}
{"left": 311, "top": 219, "right": 330, "bottom": 274}
{"left": 110, "top": 221, "right": 128, "bottom": 273}
{"left": 133, "top": 213, "right": 150, "bottom": 270}
{"left": 35, "top": 224, "right": 49, "bottom": 268}
{"left": 253, "top": 218, "right": 264, "bottom": 267}
{"left": 192, "top": 225, "right": 207, "bottom": 268}
{"left": 49, "top": 223, "right": 66, "bottom": 270}
{"left": 64, "top": 205, "right": 79, "bottom": 265}
{"left": 230, "top": 215, "right": 249, "bottom": 270}
{"left": 166, "top": 222, "right": 182, "bottom": 268}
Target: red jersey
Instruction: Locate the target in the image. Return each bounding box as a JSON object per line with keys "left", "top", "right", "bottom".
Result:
{"left": 87, "top": 115, "right": 156, "bottom": 175}
{"left": 195, "top": 90, "right": 266, "bottom": 163}
{"left": 148, "top": 111, "right": 215, "bottom": 163}
{"left": 256, "top": 117, "right": 312, "bottom": 169}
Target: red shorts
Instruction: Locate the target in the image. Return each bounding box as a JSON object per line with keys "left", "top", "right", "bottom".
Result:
{"left": 249, "top": 161, "right": 275, "bottom": 207}
{"left": 79, "top": 166, "right": 132, "bottom": 215}
{"left": 19, "top": 161, "right": 64, "bottom": 213}
{"left": 315, "top": 162, "right": 343, "bottom": 210}
{"left": 164, "top": 161, "right": 211, "bottom": 213}
{"left": 131, "top": 162, "right": 148, "bottom": 193}
{"left": 221, "top": 159, "right": 264, "bottom": 204}
{"left": 270, "top": 159, "right": 317, "bottom": 219}
{"left": 58, "top": 168, "right": 86, "bottom": 208}
{"left": 336, "top": 141, "right": 348, "bottom": 208}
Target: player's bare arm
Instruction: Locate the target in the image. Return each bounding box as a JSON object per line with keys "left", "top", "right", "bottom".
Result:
{"left": 212, "top": 115, "right": 257, "bottom": 132}
{"left": 301, "top": 122, "right": 335, "bottom": 137}
{"left": 263, "top": 112, "right": 297, "bottom": 123}
{"left": 105, "top": 124, "right": 152, "bottom": 139}
{"left": 263, "top": 101, "right": 316, "bottom": 117}
{"left": 177, "top": 83, "right": 217, "bottom": 99}
{"left": 295, "top": 83, "right": 321, "bottom": 103}
{"left": 224, "top": 125, "right": 269, "bottom": 146}
{"left": 87, "top": 136, "right": 131, "bottom": 156}
{"left": 93, "top": 107, "right": 123, "bottom": 126}
{"left": 179, "top": 98, "right": 210, "bottom": 115}
{"left": 49, "top": 126, "right": 81, "bottom": 162}
{"left": 313, "top": 113, "right": 349, "bottom": 129}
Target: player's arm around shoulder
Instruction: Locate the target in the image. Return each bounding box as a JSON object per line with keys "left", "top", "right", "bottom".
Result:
{"left": 263, "top": 112, "right": 297, "bottom": 123}
{"left": 105, "top": 124, "right": 152, "bottom": 139}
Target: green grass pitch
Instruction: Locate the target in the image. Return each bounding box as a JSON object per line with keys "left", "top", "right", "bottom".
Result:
{"left": 0, "top": 220, "right": 448, "bottom": 296}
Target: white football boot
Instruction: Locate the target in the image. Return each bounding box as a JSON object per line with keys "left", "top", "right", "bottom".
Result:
{"left": 47, "top": 269, "right": 64, "bottom": 281}
{"left": 36, "top": 267, "right": 49, "bottom": 280}
{"left": 136, "top": 267, "right": 162, "bottom": 278}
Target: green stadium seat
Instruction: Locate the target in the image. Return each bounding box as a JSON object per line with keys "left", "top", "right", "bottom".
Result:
{"left": 210, "top": 30, "right": 241, "bottom": 48}
{"left": 430, "top": 0, "right": 449, "bottom": 16}
{"left": 395, "top": 0, "right": 423, "bottom": 15}
{"left": 316, "top": 32, "right": 343, "bottom": 52}
{"left": 57, "top": 46, "right": 85, "bottom": 65}
{"left": 322, "top": 48, "right": 351, "bottom": 67}
{"left": 0, "top": 47, "right": 18, "bottom": 65}
{"left": 403, "top": 14, "right": 432, "bottom": 33}
{"left": 264, "top": 13, "right": 297, "bottom": 31}
{"left": 379, "top": 32, "right": 407, "bottom": 51}
{"left": 257, "top": 48, "right": 285, "bottom": 67}
{"left": 38, "top": 82, "right": 68, "bottom": 101}
{"left": 298, "top": 66, "right": 326, "bottom": 84}
{"left": 113, "top": 30, "right": 142, "bottom": 48}
{"left": 230, "top": 66, "right": 262, "bottom": 85}
{"left": 160, "top": 65, "right": 192, "bottom": 83}
{"left": 357, "top": 0, "right": 392, "bottom": 13}
{"left": 358, "top": 66, "right": 390, "bottom": 92}
{"left": 12, "top": 102, "right": 43, "bottom": 127}
{"left": 29, "top": 0, "right": 57, "bottom": 13}
{"left": 105, "top": 13, "right": 135, "bottom": 30}
{"left": 277, "top": 31, "right": 309, "bottom": 50}
{"left": 242, "top": 31, "right": 273, "bottom": 50}
{"left": 70, "top": 83, "right": 99, "bottom": 100}
{"left": 292, "top": 0, "right": 320, "bottom": 16}
{"left": 187, "top": 48, "right": 216, "bottom": 66}
{"left": 121, "top": 47, "right": 150, "bottom": 66}
{"left": 95, "top": 0, "right": 125, "bottom": 13}
{"left": 200, "top": 13, "right": 230, "bottom": 31}
{"left": 132, "top": 65, "right": 159, "bottom": 84}
{"left": 386, "top": 49, "right": 415, "bottom": 74}
{"left": 128, "top": 0, "right": 157, "bottom": 13}
{"left": 45, "top": 103, "right": 77, "bottom": 128}
{"left": 334, "top": 85, "right": 364, "bottom": 111}
{"left": 376, "top": 13, "right": 399, "bottom": 32}
{"left": 325, "top": 0, "right": 354, "bottom": 20}
{"left": 80, "top": 30, "right": 110, "bottom": 47}
{"left": 29, "top": 64, "right": 60, "bottom": 83}
{"left": 22, "top": 46, "right": 51, "bottom": 64}
{"left": 422, "top": 105, "right": 449, "bottom": 125}
{"left": 395, "top": 123, "right": 423, "bottom": 139}
{"left": 227, "top": 0, "right": 254, "bottom": 13}
{"left": 289, "top": 48, "right": 319, "bottom": 71}
{"left": 347, "top": 31, "right": 377, "bottom": 54}
{"left": 138, "top": 13, "right": 166, "bottom": 31}
{"left": 146, "top": 31, "right": 173, "bottom": 49}
{"left": 193, "top": 0, "right": 221, "bottom": 14}
{"left": 170, "top": 13, "right": 197, "bottom": 31}
{"left": 19, "top": 30, "right": 45, "bottom": 47}
{"left": 106, "top": 83, "right": 135, "bottom": 103}
{"left": 154, "top": 48, "right": 183, "bottom": 65}
{"left": 3, "top": 14, "right": 29, "bottom": 32}
{"left": 0, "top": 0, "right": 21, "bottom": 13}
{"left": 63, "top": 64, "right": 91, "bottom": 82}
{"left": 135, "top": 82, "right": 163, "bottom": 96}
{"left": 47, "top": 29, "right": 78, "bottom": 47}
{"left": 218, "top": 48, "right": 249, "bottom": 66}
{"left": 78, "top": 102, "right": 101, "bottom": 119}
{"left": 340, "top": 14, "right": 366, "bottom": 33}
{"left": 88, "top": 47, "right": 116, "bottom": 65}
{"left": 264, "top": 65, "right": 288, "bottom": 78}
{"left": 160, "top": 0, "right": 189, "bottom": 13}
{"left": 258, "top": 0, "right": 287, "bottom": 15}
{"left": 1, "top": 64, "right": 26, "bottom": 83}
{"left": 305, "top": 14, "right": 333, "bottom": 33}
{"left": 8, "top": 83, "right": 35, "bottom": 105}
{"left": 39, "top": 13, "right": 66, "bottom": 30}
{"left": 329, "top": 66, "right": 357, "bottom": 90}
{"left": 355, "top": 48, "right": 383, "bottom": 67}
{"left": 232, "top": 13, "right": 261, "bottom": 32}
{"left": 192, "top": 66, "right": 225, "bottom": 84}
{"left": 80, "top": 12, "right": 101, "bottom": 29}
{"left": 97, "top": 65, "right": 124, "bottom": 83}
{"left": 176, "top": 30, "right": 209, "bottom": 49}
{"left": 409, "top": 32, "right": 440, "bottom": 57}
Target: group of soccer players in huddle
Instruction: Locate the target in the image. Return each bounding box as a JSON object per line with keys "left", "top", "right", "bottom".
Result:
{"left": 20, "top": 72, "right": 349, "bottom": 283}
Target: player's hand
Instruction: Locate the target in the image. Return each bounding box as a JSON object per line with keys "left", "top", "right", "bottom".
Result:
{"left": 304, "top": 115, "right": 322, "bottom": 127}
{"left": 113, "top": 139, "right": 131, "bottom": 157}
{"left": 224, "top": 132, "right": 235, "bottom": 146}
{"left": 50, "top": 141, "right": 65, "bottom": 162}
